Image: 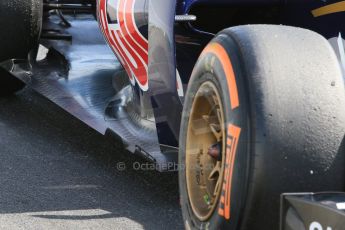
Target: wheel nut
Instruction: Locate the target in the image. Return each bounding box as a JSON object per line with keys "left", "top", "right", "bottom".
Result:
{"left": 208, "top": 143, "right": 222, "bottom": 161}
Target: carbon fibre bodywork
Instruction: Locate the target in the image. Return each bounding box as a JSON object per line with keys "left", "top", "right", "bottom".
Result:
{"left": 95, "top": 0, "right": 345, "bottom": 167}
{"left": 4, "top": 0, "right": 345, "bottom": 170}
{"left": 281, "top": 193, "right": 345, "bottom": 230}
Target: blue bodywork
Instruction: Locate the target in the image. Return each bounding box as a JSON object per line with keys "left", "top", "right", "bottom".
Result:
{"left": 177, "top": 0, "right": 282, "bottom": 14}
{"left": 146, "top": 0, "right": 345, "bottom": 165}
{"left": 9, "top": 0, "right": 345, "bottom": 170}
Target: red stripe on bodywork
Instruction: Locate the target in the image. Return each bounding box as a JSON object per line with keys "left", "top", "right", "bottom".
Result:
{"left": 99, "top": 0, "right": 133, "bottom": 80}
{"left": 98, "top": 0, "right": 149, "bottom": 89}
{"left": 114, "top": 30, "right": 148, "bottom": 85}
{"left": 125, "top": 0, "right": 148, "bottom": 50}
{"left": 123, "top": 0, "right": 148, "bottom": 57}
{"left": 118, "top": 0, "right": 148, "bottom": 64}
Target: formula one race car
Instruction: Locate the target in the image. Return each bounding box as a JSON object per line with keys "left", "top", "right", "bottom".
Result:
{"left": 2, "top": 0, "right": 345, "bottom": 229}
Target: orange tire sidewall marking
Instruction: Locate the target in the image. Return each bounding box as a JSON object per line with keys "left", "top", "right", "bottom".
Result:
{"left": 202, "top": 43, "right": 239, "bottom": 110}
{"left": 202, "top": 42, "right": 242, "bottom": 220}
{"left": 218, "top": 124, "right": 241, "bottom": 220}
{"left": 312, "top": 1, "right": 345, "bottom": 17}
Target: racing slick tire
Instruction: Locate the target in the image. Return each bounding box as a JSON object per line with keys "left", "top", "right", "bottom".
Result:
{"left": 179, "top": 25, "right": 345, "bottom": 230}
{"left": 0, "top": 0, "right": 43, "bottom": 95}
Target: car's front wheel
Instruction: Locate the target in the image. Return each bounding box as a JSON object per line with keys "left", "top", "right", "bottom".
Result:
{"left": 179, "top": 25, "right": 345, "bottom": 230}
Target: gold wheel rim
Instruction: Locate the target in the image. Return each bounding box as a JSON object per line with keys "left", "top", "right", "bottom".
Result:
{"left": 186, "top": 81, "right": 226, "bottom": 221}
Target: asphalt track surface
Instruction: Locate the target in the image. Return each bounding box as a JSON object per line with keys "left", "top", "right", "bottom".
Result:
{"left": 0, "top": 88, "right": 183, "bottom": 229}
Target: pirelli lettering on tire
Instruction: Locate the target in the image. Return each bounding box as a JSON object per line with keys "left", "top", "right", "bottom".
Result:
{"left": 202, "top": 42, "right": 242, "bottom": 220}
{"left": 218, "top": 124, "right": 241, "bottom": 220}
